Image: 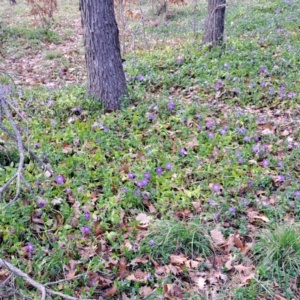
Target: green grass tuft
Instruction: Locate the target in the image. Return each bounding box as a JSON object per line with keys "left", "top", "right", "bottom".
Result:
{"left": 140, "top": 217, "right": 212, "bottom": 263}
{"left": 252, "top": 223, "right": 300, "bottom": 278}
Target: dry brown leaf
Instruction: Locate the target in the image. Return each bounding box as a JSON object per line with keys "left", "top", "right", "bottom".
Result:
{"left": 198, "top": 277, "right": 206, "bottom": 290}
{"left": 275, "top": 294, "right": 286, "bottom": 300}
{"left": 130, "top": 255, "right": 148, "bottom": 265}
{"left": 136, "top": 213, "right": 152, "bottom": 225}
{"left": 184, "top": 260, "right": 199, "bottom": 269}
{"left": 139, "top": 286, "right": 153, "bottom": 296}
{"left": 225, "top": 254, "right": 236, "bottom": 271}
{"left": 169, "top": 254, "right": 187, "bottom": 265}
{"left": 210, "top": 228, "right": 226, "bottom": 245}
{"left": 103, "top": 284, "right": 117, "bottom": 298}
{"left": 117, "top": 257, "right": 128, "bottom": 279}
{"left": 249, "top": 215, "right": 270, "bottom": 222}
{"left": 163, "top": 283, "right": 183, "bottom": 299}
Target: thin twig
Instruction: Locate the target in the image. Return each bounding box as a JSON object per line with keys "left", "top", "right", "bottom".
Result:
{"left": 0, "top": 258, "right": 46, "bottom": 300}
{"left": 44, "top": 274, "right": 86, "bottom": 286}
{"left": 0, "top": 258, "right": 94, "bottom": 300}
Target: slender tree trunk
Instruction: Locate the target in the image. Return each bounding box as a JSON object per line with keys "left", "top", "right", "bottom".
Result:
{"left": 202, "top": 0, "right": 226, "bottom": 46}
{"left": 79, "top": 0, "right": 126, "bottom": 111}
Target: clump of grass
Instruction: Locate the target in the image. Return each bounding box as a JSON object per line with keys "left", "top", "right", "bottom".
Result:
{"left": 140, "top": 217, "right": 212, "bottom": 263}
{"left": 44, "top": 50, "right": 62, "bottom": 60}
{"left": 252, "top": 223, "right": 300, "bottom": 277}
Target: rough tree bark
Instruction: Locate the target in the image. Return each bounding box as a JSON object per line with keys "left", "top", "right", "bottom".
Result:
{"left": 202, "top": 0, "right": 226, "bottom": 46}
{"left": 79, "top": 0, "right": 126, "bottom": 111}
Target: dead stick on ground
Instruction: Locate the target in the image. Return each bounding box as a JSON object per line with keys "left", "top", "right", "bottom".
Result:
{"left": 0, "top": 258, "right": 94, "bottom": 300}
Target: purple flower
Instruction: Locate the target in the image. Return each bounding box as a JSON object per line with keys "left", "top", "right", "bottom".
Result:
{"left": 269, "top": 87, "right": 274, "bottom": 94}
{"left": 212, "top": 183, "right": 220, "bottom": 192}
{"left": 85, "top": 212, "right": 90, "bottom": 220}
{"left": 149, "top": 240, "right": 155, "bottom": 246}
{"left": 65, "top": 187, "right": 70, "bottom": 193}
{"left": 280, "top": 85, "right": 285, "bottom": 91}
{"left": 144, "top": 172, "right": 150, "bottom": 179}
{"left": 247, "top": 180, "right": 252, "bottom": 186}
{"left": 77, "top": 187, "right": 82, "bottom": 192}
{"left": 55, "top": 175, "right": 64, "bottom": 184}
{"left": 82, "top": 226, "right": 90, "bottom": 234}
{"left": 50, "top": 119, "right": 56, "bottom": 126}
{"left": 177, "top": 56, "right": 184, "bottom": 64}
{"left": 252, "top": 145, "right": 260, "bottom": 153}
{"left": 128, "top": 172, "right": 135, "bottom": 180}
{"left": 288, "top": 91, "right": 295, "bottom": 98}
{"left": 196, "top": 124, "right": 201, "bottom": 130}
{"left": 228, "top": 207, "right": 236, "bottom": 214}
{"left": 261, "top": 82, "right": 266, "bottom": 87}
{"left": 262, "top": 159, "right": 269, "bottom": 167}
{"left": 243, "top": 136, "right": 250, "bottom": 141}
{"left": 220, "top": 128, "right": 227, "bottom": 135}
{"left": 155, "top": 167, "right": 163, "bottom": 174}
{"left": 121, "top": 187, "right": 127, "bottom": 193}
{"left": 38, "top": 201, "right": 45, "bottom": 207}
{"left": 294, "top": 191, "right": 300, "bottom": 197}
{"left": 165, "top": 162, "right": 172, "bottom": 170}
{"left": 195, "top": 113, "right": 201, "bottom": 119}
{"left": 26, "top": 243, "right": 34, "bottom": 253}
{"left": 179, "top": 148, "right": 187, "bottom": 155}
{"left": 249, "top": 83, "right": 254, "bottom": 88}
{"left": 208, "top": 198, "right": 216, "bottom": 206}
{"left": 253, "top": 136, "right": 259, "bottom": 142}
{"left": 198, "top": 160, "right": 203, "bottom": 165}
{"left": 34, "top": 142, "right": 40, "bottom": 148}
{"left": 237, "top": 157, "right": 243, "bottom": 164}
{"left": 277, "top": 175, "right": 285, "bottom": 181}
{"left": 168, "top": 101, "right": 174, "bottom": 110}
{"left": 260, "top": 66, "right": 267, "bottom": 73}
{"left": 141, "top": 178, "right": 148, "bottom": 186}
{"left": 213, "top": 214, "right": 220, "bottom": 221}
{"left": 138, "top": 74, "right": 144, "bottom": 81}
{"left": 134, "top": 190, "right": 140, "bottom": 195}
{"left": 147, "top": 113, "right": 153, "bottom": 120}
{"left": 136, "top": 181, "right": 143, "bottom": 188}
{"left": 145, "top": 273, "right": 151, "bottom": 280}
{"left": 34, "top": 179, "right": 39, "bottom": 185}
{"left": 242, "top": 200, "right": 249, "bottom": 205}
{"left": 208, "top": 132, "right": 214, "bottom": 138}
{"left": 277, "top": 161, "right": 283, "bottom": 167}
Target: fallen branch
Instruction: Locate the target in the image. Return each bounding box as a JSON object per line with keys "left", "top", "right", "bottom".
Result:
{"left": 0, "top": 258, "right": 94, "bottom": 300}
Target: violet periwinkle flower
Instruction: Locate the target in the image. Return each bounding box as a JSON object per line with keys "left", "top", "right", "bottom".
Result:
{"left": 262, "top": 159, "right": 269, "bottom": 167}
{"left": 229, "top": 207, "right": 236, "bottom": 214}
{"left": 165, "top": 162, "right": 172, "bottom": 170}
{"left": 168, "top": 100, "right": 174, "bottom": 110}
{"left": 155, "top": 167, "right": 163, "bottom": 174}
{"left": 149, "top": 240, "right": 155, "bottom": 246}
{"left": 128, "top": 172, "right": 135, "bottom": 180}
{"left": 26, "top": 243, "right": 34, "bottom": 253}
{"left": 212, "top": 183, "right": 220, "bottom": 192}
{"left": 55, "top": 175, "right": 64, "bottom": 184}
{"left": 82, "top": 226, "right": 90, "bottom": 234}
{"left": 179, "top": 148, "right": 187, "bottom": 155}
{"left": 85, "top": 212, "right": 90, "bottom": 220}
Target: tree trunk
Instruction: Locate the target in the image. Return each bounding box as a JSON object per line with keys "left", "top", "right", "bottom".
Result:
{"left": 79, "top": 0, "right": 126, "bottom": 111}
{"left": 202, "top": 0, "right": 226, "bottom": 46}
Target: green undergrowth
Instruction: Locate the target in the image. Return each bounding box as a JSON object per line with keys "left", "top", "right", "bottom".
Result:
{"left": 0, "top": 0, "right": 300, "bottom": 298}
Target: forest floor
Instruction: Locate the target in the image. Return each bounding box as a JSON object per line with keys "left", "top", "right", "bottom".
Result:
{"left": 0, "top": 0, "right": 300, "bottom": 299}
